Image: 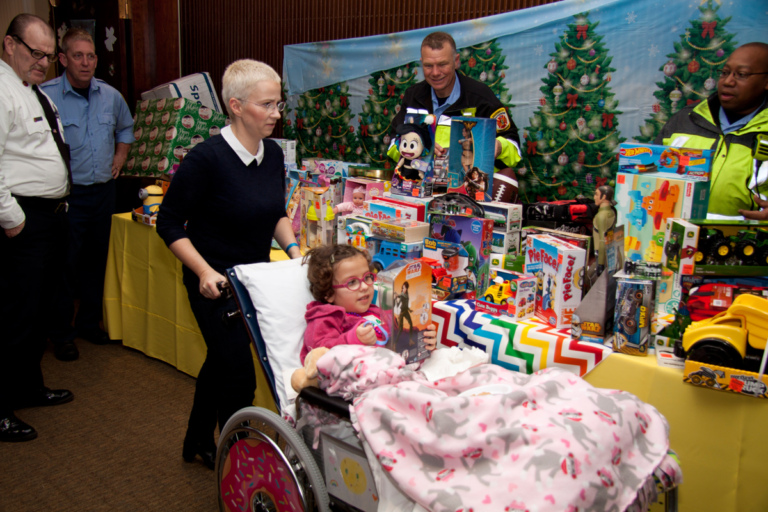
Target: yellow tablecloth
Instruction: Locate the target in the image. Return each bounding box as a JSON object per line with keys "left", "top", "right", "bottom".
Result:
{"left": 103, "top": 212, "right": 284, "bottom": 413}
{"left": 585, "top": 353, "right": 768, "bottom": 512}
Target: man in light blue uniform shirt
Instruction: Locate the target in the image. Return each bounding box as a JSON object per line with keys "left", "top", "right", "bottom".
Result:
{"left": 41, "top": 27, "right": 134, "bottom": 360}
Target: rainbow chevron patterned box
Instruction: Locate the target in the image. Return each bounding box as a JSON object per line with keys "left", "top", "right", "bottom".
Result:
{"left": 615, "top": 172, "right": 709, "bottom": 263}
{"left": 432, "top": 299, "right": 610, "bottom": 376}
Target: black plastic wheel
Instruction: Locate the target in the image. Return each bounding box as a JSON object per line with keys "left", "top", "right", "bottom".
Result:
{"left": 484, "top": 294, "right": 494, "bottom": 303}
{"left": 693, "top": 251, "right": 705, "bottom": 263}
{"left": 690, "top": 374, "right": 702, "bottom": 385}
{"left": 217, "top": 407, "right": 329, "bottom": 512}
{"left": 686, "top": 338, "right": 743, "bottom": 370}
{"left": 372, "top": 261, "right": 384, "bottom": 273}
{"left": 735, "top": 241, "right": 757, "bottom": 263}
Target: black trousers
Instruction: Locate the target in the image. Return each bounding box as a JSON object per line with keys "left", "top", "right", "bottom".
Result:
{"left": 50, "top": 180, "right": 116, "bottom": 343}
{"left": 182, "top": 268, "right": 256, "bottom": 444}
{"left": 0, "top": 199, "right": 68, "bottom": 416}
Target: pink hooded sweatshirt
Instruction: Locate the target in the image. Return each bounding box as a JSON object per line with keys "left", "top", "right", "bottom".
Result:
{"left": 301, "top": 301, "right": 385, "bottom": 363}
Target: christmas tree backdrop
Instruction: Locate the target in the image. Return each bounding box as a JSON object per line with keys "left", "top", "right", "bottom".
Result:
{"left": 519, "top": 13, "right": 625, "bottom": 202}
{"left": 459, "top": 39, "right": 513, "bottom": 106}
{"left": 637, "top": 0, "right": 737, "bottom": 142}
{"left": 357, "top": 62, "right": 420, "bottom": 168}
{"left": 289, "top": 82, "right": 363, "bottom": 163}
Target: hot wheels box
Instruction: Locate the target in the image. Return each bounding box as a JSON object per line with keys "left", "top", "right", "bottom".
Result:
{"left": 476, "top": 269, "right": 536, "bottom": 320}
{"left": 618, "top": 143, "right": 713, "bottom": 180}
{"left": 524, "top": 234, "right": 586, "bottom": 329}
{"left": 615, "top": 172, "right": 709, "bottom": 263}
{"left": 612, "top": 276, "right": 654, "bottom": 356}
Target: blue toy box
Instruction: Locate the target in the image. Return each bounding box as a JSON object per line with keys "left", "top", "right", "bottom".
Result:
{"left": 618, "top": 143, "right": 713, "bottom": 181}
{"left": 428, "top": 214, "right": 494, "bottom": 295}
{"left": 447, "top": 116, "right": 496, "bottom": 202}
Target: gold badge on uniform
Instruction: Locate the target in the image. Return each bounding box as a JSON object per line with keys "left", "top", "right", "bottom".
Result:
{"left": 491, "top": 107, "right": 511, "bottom": 132}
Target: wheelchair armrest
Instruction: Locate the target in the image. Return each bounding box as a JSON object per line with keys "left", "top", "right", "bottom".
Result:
{"left": 298, "top": 386, "right": 351, "bottom": 420}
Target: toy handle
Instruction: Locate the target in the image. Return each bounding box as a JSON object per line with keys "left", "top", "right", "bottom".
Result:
{"left": 363, "top": 320, "right": 389, "bottom": 346}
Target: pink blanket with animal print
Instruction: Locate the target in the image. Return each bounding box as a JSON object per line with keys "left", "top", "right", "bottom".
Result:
{"left": 316, "top": 345, "right": 681, "bottom": 512}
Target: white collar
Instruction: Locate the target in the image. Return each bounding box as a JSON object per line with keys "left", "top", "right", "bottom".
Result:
{"left": 221, "top": 125, "right": 264, "bottom": 165}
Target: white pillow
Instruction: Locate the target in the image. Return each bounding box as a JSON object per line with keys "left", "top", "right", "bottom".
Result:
{"left": 234, "top": 257, "right": 313, "bottom": 410}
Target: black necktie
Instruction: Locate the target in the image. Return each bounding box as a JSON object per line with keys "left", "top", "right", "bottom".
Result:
{"left": 32, "top": 84, "right": 72, "bottom": 185}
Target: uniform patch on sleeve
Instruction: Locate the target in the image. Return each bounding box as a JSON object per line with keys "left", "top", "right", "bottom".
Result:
{"left": 491, "top": 107, "right": 511, "bottom": 132}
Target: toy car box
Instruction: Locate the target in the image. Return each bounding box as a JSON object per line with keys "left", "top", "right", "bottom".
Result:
{"left": 475, "top": 269, "right": 536, "bottom": 320}
{"left": 367, "top": 237, "right": 423, "bottom": 272}
{"left": 612, "top": 275, "right": 654, "bottom": 356}
{"left": 618, "top": 143, "right": 713, "bottom": 181}
{"left": 421, "top": 239, "right": 470, "bottom": 295}
{"left": 480, "top": 201, "right": 523, "bottom": 231}
{"left": 524, "top": 234, "right": 586, "bottom": 329}
{"left": 371, "top": 218, "right": 430, "bottom": 243}
{"left": 615, "top": 172, "right": 710, "bottom": 263}
{"left": 689, "top": 220, "right": 768, "bottom": 276}
{"left": 447, "top": 116, "right": 496, "bottom": 202}
{"left": 374, "top": 259, "right": 433, "bottom": 365}
{"left": 661, "top": 218, "right": 700, "bottom": 275}
{"left": 428, "top": 214, "right": 494, "bottom": 295}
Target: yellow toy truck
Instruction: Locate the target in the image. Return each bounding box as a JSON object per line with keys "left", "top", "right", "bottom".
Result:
{"left": 674, "top": 294, "right": 768, "bottom": 373}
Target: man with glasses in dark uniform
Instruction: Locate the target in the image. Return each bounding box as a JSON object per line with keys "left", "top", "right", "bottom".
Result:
{"left": 656, "top": 42, "right": 768, "bottom": 220}
{"left": 0, "top": 13, "right": 74, "bottom": 442}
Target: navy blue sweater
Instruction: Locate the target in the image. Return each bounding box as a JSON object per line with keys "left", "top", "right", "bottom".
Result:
{"left": 156, "top": 135, "right": 286, "bottom": 273}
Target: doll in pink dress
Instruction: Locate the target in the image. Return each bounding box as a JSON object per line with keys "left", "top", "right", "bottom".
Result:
{"left": 301, "top": 245, "right": 436, "bottom": 363}
{"left": 333, "top": 187, "right": 366, "bottom": 216}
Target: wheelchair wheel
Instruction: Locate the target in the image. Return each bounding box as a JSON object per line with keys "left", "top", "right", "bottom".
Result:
{"left": 217, "top": 406, "right": 330, "bottom": 512}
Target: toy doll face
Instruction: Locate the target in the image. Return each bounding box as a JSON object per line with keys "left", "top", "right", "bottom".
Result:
{"left": 399, "top": 132, "right": 424, "bottom": 159}
{"left": 327, "top": 254, "right": 374, "bottom": 314}
{"left": 352, "top": 191, "right": 365, "bottom": 206}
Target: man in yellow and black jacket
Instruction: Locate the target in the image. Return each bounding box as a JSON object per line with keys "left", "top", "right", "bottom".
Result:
{"left": 656, "top": 42, "right": 768, "bottom": 220}
{"left": 388, "top": 31, "right": 522, "bottom": 174}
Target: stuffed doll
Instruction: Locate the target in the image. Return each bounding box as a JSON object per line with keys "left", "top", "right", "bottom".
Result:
{"left": 290, "top": 347, "right": 329, "bottom": 392}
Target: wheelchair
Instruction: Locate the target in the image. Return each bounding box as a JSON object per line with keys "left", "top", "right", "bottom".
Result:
{"left": 214, "top": 260, "right": 680, "bottom": 512}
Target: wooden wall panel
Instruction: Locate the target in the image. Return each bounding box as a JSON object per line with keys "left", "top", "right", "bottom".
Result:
{"left": 179, "top": 0, "right": 560, "bottom": 119}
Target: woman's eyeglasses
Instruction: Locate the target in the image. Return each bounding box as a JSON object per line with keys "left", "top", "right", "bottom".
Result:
{"left": 332, "top": 272, "right": 376, "bottom": 292}
{"left": 238, "top": 99, "right": 286, "bottom": 112}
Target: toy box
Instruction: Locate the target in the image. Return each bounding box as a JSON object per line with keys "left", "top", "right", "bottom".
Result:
{"left": 612, "top": 276, "right": 654, "bottom": 356}
{"left": 475, "top": 269, "right": 536, "bottom": 320}
{"left": 377, "top": 195, "right": 427, "bottom": 222}
{"left": 524, "top": 234, "right": 587, "bottom": 329}
{"left": 337, "top": 177, "right": 386, "bottom": 216}
{"left": 124, "top": 98, "right": 228, "bottom": 177}
{"left": 618, "top": 143, "right": 712, "bottom": 180}
{"left": 428, "top": 214, "right": 494, "bottom": 295}
{"left": 391, "top": 113, "right": 436, "bottom": 198}
{"left": 615, "top": 172, "right": 710, "bottom": 263}
{"left": 371, "top": 218, "right": 429, "bottom": 243}
{"left": 336, "top": 215, "right": 372, "bottom": 249}
{"left": 447, "top": 116, "right": 496, "bottom": 202}
{"left": 271, "top": 138, "right": 296, "bottom": 165}
{"left": 375, "top": 259, "right": 433, "bottom": 365}
{"left": 661, "top": 218, "right": 700, "bottom": 275}
{"left": 140, "top": 72, "right": 223, "bottom": 112}
{"left": 480, "top": 201, "right": 523, "bottom": 231}
{"left": 367, "top": 237, "right": 423, "bottom": 272}
{"left": 491, "top": 229, "right": 521, "bottom": 258}
{"left": 421, "top": 239, "right": 470, "bottom": 295}
{"left": 300, "top": 186, "right": 337, "bottom": 251}
{"left": 363, "top": 200, "right": 419, "bottom": 222}
{"left": 689, "top": 220, "right": 768, "bottom": 276}
{"left": 489, "top": 253, "right": 506, "bottom": 269}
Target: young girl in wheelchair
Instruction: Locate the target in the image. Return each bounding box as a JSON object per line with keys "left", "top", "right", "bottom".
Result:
{"left": 302, "top": 244, "right": 437, "bottom": 365}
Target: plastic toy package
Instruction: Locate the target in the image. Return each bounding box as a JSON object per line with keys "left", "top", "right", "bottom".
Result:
{"left": 475, "top": 269, "right": 536, "bottom": 320}
{"left": 612, "top": 275, "right": 654, "bottom": 356}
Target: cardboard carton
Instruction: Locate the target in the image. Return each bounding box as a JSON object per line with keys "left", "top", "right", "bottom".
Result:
{"left": 140, "top": 72, "right": 223, "bottom": 113}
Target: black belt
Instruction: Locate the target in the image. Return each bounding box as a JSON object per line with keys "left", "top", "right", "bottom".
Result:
{"left": 14, "top": 195, "right": 69, "bottom": 213}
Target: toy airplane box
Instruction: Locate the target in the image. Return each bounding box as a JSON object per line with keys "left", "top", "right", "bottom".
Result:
{"left": 612, "top": 275, "right": 654, "bottom": 356}
{"left": 422, "top": 239, "right": 470, "bottom": 295}
{"left": 615, "top": 172, "right": 709, "bottom": 263}
{"left": 391, "top": 113, "right": 436, "bottom": 199}
{"left": 428, "top": 214, "right": 494, "bottom": 296}
{"left": 447, "top": 116, "right": 496, "bottom": 202}
{"left": 524, "top": 234, "right": 586, "bottom": 329}
{"left": 661, "top": 218, "right": 700, "bottom": 275}
{"left": 618, "top": 143, "right": 713, "bottom": 181}
{"left": 375, "top": 259, "right": 433, "bottom": 365}
{"left": 475, "top": 269, "right": 536, "bottom": 320}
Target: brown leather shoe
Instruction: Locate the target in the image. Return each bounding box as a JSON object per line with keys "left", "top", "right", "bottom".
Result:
{"left": 0, "top": 414, "right": 38, "bottom": 442}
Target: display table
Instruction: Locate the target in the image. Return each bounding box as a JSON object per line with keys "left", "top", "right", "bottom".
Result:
{"left": 103, "top": 212, "right": 285, "bottom": 412}
{"left": 585, "top": 353, "right": 768, "bottom": 512}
